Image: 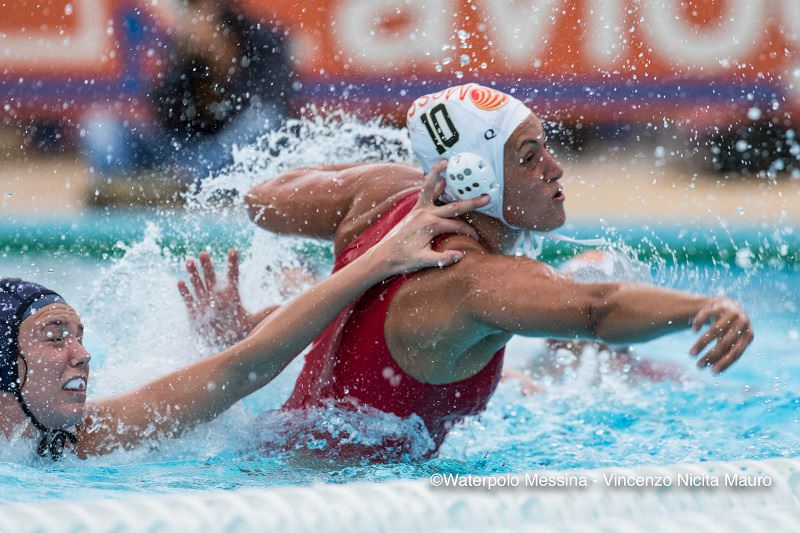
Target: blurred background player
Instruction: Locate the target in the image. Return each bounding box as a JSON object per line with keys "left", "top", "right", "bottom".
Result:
{"left": 80, "top": 0, "right": 292, "bottom": 186}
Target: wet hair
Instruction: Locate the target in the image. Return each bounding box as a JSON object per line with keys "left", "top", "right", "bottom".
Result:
{"left": 0, "top": 278, "right": 77, "bottom": 459}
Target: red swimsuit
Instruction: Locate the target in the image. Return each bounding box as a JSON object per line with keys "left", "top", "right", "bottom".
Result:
{"left": 283, "top": 192, "right": 504, "bottom": 450}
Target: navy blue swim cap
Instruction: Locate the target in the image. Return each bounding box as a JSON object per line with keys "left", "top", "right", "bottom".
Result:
{"left": 0, "top": 278, "right": 65, "bottom": 393}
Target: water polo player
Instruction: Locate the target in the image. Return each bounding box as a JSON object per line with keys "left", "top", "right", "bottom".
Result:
{"left": 238, "top": 83, "right": 754, "bottom": 453}
{"left": 0, "top": 174, "right": 487, "bottom": 460}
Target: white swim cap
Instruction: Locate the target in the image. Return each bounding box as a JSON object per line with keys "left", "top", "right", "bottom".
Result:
{"left": 407, "top": 83, "right": 606, "bottom": 256}
{"left": 407, "top": 84, "right": 531, "bottom": 226}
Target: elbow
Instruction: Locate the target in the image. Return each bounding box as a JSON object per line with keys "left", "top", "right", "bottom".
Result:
{"left": 585, "top": 285, "right": 618, "bottom": 341}
{"left": 586, "top": 297, "right": 606, "bottom": 340}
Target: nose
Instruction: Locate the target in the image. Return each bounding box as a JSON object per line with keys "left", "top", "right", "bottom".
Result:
{"left": 69, "top": 341, "right": 91, "bottom": 368}
{"left": 540, "top": 150, "right": 563, "bottom": 183}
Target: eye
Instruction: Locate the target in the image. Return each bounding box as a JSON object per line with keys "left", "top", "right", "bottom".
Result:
{"left": 44, "top": 328, "right": 66, "bottom": 343}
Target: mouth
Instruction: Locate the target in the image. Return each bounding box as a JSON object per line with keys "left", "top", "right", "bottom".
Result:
{"left": 62, "top": 376, "right": 87, "bottom": 394}
{"left": 552, "top": 188, "right": 565, "bottom": 202}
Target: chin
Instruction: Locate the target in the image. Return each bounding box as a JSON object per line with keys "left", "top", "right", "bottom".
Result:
{"left": 549, "top": 211, "right": 566, "bottom": 230}
{"left": 53, "top": 402, "right": 86, "bottom": 428}
{"left": 529, "top": 214, "right": 565, "bottom": 232}
{"left": 506, "top": 204, "right": 566, "bottom": 231}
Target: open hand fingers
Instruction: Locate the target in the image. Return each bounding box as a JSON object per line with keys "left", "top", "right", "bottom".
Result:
{"left": 418, "top": 160, "right": 448, "bottom": 206}
{"left": 227, "top": 249, "right": 240, "bottom": 290}
{"left": 712, "top": 329, "right": 754, "bottom": 374}
{"left": 177, "top": 280, "right": 197, "bottom": 317}
{"left": 425, "top": 217, "right": 479, "bottom": 241}
{"left": 199, "top": 252, "right": 216, "bottom": 289}
{"left": 696, "top": 327, "right": 738, "bottom": 369}
{"left": 694, "top": 313, "right": 752, "bottom": 371}
{"left": 419, "top": 249, "right": 465, "bottom": 269}
{"left": 690, "top": 311, "right": 730, "bottom": 356}
{"left": 433, "top": 175, "right": 447, "bottom": 199}
{"left": 186, "top": 258, "right": 207, "bottom": 302}
{"left": 431, "top": 194, "right": 490, "bottom": 219}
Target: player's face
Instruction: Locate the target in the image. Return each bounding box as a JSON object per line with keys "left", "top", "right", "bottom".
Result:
{"left": 16, "top": 304, "right": 90, "bottom": 429}
{"left": 502, "top": 115, "right": 566, "bottom": 231}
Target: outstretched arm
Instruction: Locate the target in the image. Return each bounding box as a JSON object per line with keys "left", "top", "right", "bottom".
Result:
{"left": 458, "top": 249, "right": 753, "bottom": 374}
{"left": 77, "top": 164, "right": 489, "bottom": 456}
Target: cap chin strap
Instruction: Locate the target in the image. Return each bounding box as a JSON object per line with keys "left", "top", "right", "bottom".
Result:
{"left": 14, "top": 356, "right": 77, "bottom": 460}
{"left": 517, "top": 230, "right": 608, "bottom": 259}
{"left": 15, "top": 390, "right": 77, "bottom": 460}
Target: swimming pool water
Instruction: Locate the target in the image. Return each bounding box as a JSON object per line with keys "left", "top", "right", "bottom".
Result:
{"left": 0, "top": 248, "right": 797, "bottom": 503}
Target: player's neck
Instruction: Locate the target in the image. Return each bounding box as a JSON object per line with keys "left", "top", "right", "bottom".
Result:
{"left": 463, "top": 213, "right": 521, "bottom": 254}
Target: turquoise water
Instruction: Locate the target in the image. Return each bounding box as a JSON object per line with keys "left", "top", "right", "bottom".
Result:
{"left": 0, "top": 241, "right": 797, "bottom": 503}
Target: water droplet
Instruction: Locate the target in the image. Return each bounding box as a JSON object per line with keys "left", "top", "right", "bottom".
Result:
{"left": 457, "top": 29, "right": 469, "bottom": 41}
{"left": 735, "top": 248, "right": 754, "bottom": 269}
{"left": 532, "top": 58, "right": 542, "bottom": 68}
{"left": 737, "top": 207, "right": 745, "bottom": 215}
{"left": 747, "top": 107, "right": 762, "bottom": 121}
{"left": 653, "top": 146, "right": 665, "bottom": 158}
{"left": 455, "top": 71, "right": 464, "bottom": 79}
{"left": 459, "top": 54, "right": 470, "bottom": 66}
{"left": 64, "top": 3, "right": 73, "bottom": 15}
{"left": 442, "top": 57, "right": 452, "bottom": 65}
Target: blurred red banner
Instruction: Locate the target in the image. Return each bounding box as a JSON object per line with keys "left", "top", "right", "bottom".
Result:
{"left": 1, "top": 0, "right": 798, "bottom": 126}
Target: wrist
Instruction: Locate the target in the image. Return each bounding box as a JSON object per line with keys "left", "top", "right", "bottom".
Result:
{"left": 360, "top": 247, "right": 402, "bottom": 282}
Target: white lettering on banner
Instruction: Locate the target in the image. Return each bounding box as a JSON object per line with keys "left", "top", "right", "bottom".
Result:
{"left": 481, "top": 0, "right": 565, "bottom": 68}
{"left": 641, "top": 0, "right": 764, "bottom": 70}
{"left": 782, "top": 0, "right": 800, "bottom": 43}
{"left": 334, "top": 0, "right": 451, "bottom": 69}
{"left": 0, "top": 0, "right": 111, "bottom": 69}
{"left": 585, "top": 0, "right": 626, "bottom": 68}
{"left": 782, "top": 0, "right": 800, "bottom": 103}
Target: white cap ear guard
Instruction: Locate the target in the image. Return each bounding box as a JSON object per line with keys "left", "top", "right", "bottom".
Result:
{"left": 442, "top": 152, "right": 504, "bottom": 220}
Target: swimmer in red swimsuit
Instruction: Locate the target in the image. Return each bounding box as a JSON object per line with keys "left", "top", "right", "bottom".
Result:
{"left": 197, "top": 84, "right": 753, "bottom": 456}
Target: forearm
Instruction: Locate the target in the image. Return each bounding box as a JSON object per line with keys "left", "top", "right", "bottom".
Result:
{"left": 247, "top": 305, "right": 280, "bottom": 333}
{"left": 592, "top": 282, "right": 709, "bottom": 343}
{"left": 467, "top": 257, "right": 710, "bottom": 344}
{"left": 85, "top": 250, "right": 393, "bottom": 454}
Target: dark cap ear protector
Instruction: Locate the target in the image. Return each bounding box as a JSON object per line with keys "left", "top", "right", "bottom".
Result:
{"left": 0, "top": 278, "right": 77, "bottom": 459}
{"left": 1, "top": 278, "right": 64, "bottom": 392}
